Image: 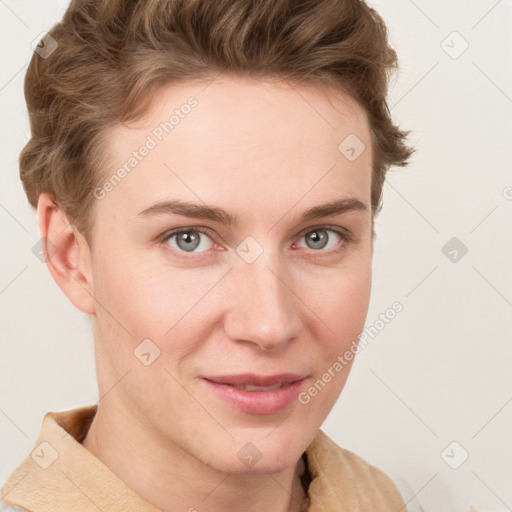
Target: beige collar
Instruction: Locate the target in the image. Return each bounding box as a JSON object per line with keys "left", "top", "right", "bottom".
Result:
{"left": 2, "top": 405, "right": 406, "bottom": 511}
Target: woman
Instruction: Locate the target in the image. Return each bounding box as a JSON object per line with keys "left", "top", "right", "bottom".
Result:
{"left": 1, "top": 0, "right": 415, "bottom": 510}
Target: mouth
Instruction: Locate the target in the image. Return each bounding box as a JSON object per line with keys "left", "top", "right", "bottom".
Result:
{"left": 225, "top": 382, "right": 288, "bottom": 391}
{"left": 201, "top": 373, "right": 308, "bottom": 414}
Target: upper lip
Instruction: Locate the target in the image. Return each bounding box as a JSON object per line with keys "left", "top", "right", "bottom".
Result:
{"left": 202, "top": 373, "right": 307, "bottom": 386}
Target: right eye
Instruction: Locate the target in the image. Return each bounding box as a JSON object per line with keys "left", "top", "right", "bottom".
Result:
{"left": 162, "top": 228, "right": 215, "bottom": 254}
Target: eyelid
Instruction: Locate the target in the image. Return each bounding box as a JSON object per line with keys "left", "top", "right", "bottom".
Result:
{"left": 295, "top": 223, "right": 355, "bottom": 243}
{"left": 162, "top": 225, "right": 217, "bottom": 240}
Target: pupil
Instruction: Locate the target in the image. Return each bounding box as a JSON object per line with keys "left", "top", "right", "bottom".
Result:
{"left": 308, "top": 230, "right": 327, "bottom": 249}
{"left": 178, "top": 232, "right": 200, "bottom": 251}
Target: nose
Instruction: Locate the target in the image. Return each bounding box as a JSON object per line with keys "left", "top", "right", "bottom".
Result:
{"left": 223, "top": 252, "right": 302, "bottom": 352}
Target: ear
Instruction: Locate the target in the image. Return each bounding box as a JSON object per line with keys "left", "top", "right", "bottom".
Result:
{"left": 37, "top": 193, "right": 96, "bottom": 315}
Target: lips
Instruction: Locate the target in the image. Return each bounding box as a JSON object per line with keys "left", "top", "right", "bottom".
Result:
{"left": 202, "top": 373, "right": 306, "bottom": 388}
{"left": 201, "top": 373, "right": 308, "bottom": 414}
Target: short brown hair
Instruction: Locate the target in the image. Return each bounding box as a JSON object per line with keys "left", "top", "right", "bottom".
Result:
{"left": 20, "top": 0, "right": 414, "bottom": 246}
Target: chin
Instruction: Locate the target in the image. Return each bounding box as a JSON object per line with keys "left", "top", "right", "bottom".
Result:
{"left": 212, "top": 452, "right": 299, "bottom": 476}
{"left": 205, "top": 427, "right": 309, "bottom": 475}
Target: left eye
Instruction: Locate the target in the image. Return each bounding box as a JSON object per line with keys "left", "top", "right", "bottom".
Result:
{"left": 295, "top": 228, "right": 343, "bottom": 251}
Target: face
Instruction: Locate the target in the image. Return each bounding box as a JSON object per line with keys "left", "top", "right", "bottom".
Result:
{"left": 87, "top": 75, "right": 373, "bottom": 474}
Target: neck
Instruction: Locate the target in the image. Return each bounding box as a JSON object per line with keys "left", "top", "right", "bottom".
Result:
{"left": 81, "top": 402, "right": 310, "bottom": 512}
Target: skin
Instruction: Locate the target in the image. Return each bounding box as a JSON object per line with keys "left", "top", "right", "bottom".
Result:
{"left": 38, "top": 75, "right": 374, "bottom": 512}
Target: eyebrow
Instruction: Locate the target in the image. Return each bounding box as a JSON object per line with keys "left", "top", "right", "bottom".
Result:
{"left": 135, "top": 197, "right": 368, "bottom": 226}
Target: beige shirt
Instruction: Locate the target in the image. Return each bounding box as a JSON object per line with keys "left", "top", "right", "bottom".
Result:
{"left": 2, "top": 405, "right": 408, "bottom": 511}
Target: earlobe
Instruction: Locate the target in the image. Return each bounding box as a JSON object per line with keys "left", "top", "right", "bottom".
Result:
{"left": 37, "top": 193, "right": 96, "bottom": 315}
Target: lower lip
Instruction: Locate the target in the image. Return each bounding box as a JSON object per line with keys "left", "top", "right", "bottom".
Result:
{"left": 202, "top": 378, "right": 306, "bottom": 415}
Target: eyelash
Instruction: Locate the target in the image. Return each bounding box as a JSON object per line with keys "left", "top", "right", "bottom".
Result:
{"left": 160, "top": 225, "right": 355, "bottom": 260}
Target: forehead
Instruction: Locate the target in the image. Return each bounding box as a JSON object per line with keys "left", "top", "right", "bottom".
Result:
{"left": 97, "top": 76, "right": 372, "bottom": 219}
{"left": 124, "top": 75, "right": 370, "bottom": 146}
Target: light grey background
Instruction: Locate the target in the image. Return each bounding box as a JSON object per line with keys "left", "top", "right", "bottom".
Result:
{"left": 1, "top": 1, "right": 511, "bottom": 511}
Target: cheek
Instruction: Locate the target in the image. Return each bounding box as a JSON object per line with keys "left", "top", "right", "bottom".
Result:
{"left": 300, "top": 264, "right": 371, "bottom": 413}
{"left": 91, "top": 247, "right": 181, "bottom": 332}
{"left": 90, "top": 248, "right": 218, "bottom": 376}
{"left": 336, "top": 267, "right": 372, "bottom": 327}
{"left": 304, "top": 259, "right": 372, "bottom": 342}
